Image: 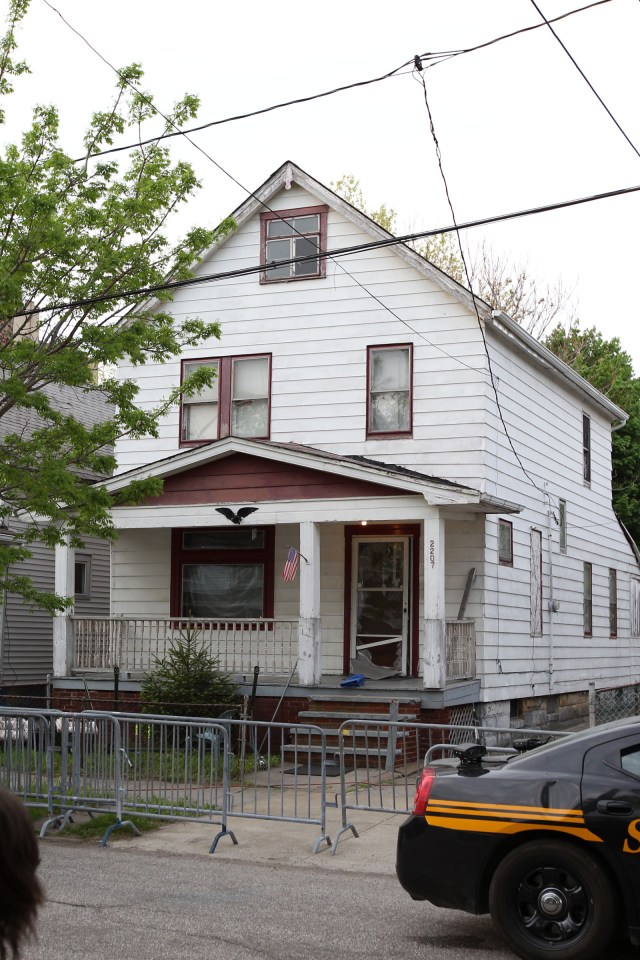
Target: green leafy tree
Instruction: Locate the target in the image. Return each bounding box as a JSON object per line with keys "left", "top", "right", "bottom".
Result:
{"left": 332, "top": 173, "right": 574, "bottom": 338}
{"left": 140, "top": 627, "right": 237, "bottom": 717}
{"left": 0, "top": 1, "right": 234, "bottom": 610}
{"left": 545, "top": 323, "right": 640, "bottom": 544}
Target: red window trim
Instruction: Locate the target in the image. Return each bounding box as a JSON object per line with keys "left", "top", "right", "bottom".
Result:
{"left": 366, "top": 343, "right": 413, "bottom": 438}
{"left": 343, "top": 523, "right": 421, "bottom": 678}
{"left": 179, "top": 353, "right": 272, "bottom": 447}
{"left": 259, "top": 205, "right": 328, "bottom": 284}
{"left": 498, "top": 519, "right": 513, "bottom": 566}
{"left": 170, "top": 526, "right": 275, "bottom": 619}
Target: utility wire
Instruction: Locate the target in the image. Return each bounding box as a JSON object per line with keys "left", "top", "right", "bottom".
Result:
{"left": 24, "top": 0, "right": 635, "bottom": 387}
{"left": 426, "top": 0, "right": 612, "bottom": 69}
{"left": 34, "top": 0, "right": 611, "bottom": 165}
{"left": 529, "top": 0, "right": 640, "bottom": 161}
{"left": 414, "top": 60, "right": 545, "bottom": 496}
{"left": 9, "top": 178, "right": 640, "bottom": 320}
{"left": 38, "top": 0, "right": 489, "bottom": 378}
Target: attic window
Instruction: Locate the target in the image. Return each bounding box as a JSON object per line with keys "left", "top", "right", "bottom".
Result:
{"left": 260, "top": 206, "right": 327, "bottom": 282}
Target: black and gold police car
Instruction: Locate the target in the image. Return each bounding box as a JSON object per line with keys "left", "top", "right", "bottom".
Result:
{"left": 396, "top": 718, "right": 640, "bottom": 960}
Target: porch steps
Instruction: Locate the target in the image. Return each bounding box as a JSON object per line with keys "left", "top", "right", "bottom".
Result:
{"left": 284, "top": 695, "right": 421, "bottom": 770}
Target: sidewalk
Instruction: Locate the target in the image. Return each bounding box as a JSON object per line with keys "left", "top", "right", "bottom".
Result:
{"left": 125, "top": 794, "right": 404, "bottom": 875}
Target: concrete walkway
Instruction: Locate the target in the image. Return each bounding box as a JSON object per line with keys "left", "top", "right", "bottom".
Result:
{"left": 124, "top": 785, "right": 405, "bottom": 874}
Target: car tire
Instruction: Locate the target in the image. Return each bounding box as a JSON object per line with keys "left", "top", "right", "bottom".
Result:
{"left": 489, "top": 840, "right": 616, "bottom": 960}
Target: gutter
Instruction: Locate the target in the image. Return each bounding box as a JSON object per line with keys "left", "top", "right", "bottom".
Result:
{"left": 489, "top": 311, "right": 628, "bottom": 423}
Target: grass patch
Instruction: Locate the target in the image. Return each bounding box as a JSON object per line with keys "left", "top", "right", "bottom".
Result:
{"left": 62, "top": 812, "right": 161, "bottom": 841}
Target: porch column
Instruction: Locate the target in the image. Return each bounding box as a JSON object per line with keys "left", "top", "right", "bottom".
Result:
{"left": 298, "top": 521, "right": 322, "bottom": 686}
{"left": 53, "top": 539, "right": 75, "bottom": 678}
{"left": 422, "top": 510, "right": 446, "bottom": 690}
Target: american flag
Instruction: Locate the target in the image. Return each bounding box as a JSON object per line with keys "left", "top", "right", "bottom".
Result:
{"left": 282, "top": 545, "right": 299, "bottom": 582}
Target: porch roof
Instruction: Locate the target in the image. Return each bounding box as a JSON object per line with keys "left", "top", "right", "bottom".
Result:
{"left": 101, "top": 437, "right": 522, "bottom": 516}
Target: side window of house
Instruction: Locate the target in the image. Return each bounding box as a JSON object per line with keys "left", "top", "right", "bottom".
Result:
{"left": 181, "top": 355, "right": 271, "bottom": 444}
{"left": 559, "top": 499, "right": 567, "bottom": 553}
{"left": 498, "top": 519, "right": 513, "bottom": 565}
{"left": 584, "top": 561, "right": 593, "bottom": 637}
{"left": 260, "top": 206, "right": 328, "bottom": 282}
{"left": 530, "top": 529, "right": 542, "bottom": 636}
{"left": 172, "top": 527, "right": 275, "bottom": 619}
{"left": 583, "top": 413, "right": 591, "bottom": 483}
{"left": 74, "top": 556, "right": 91, "bottom": 599}
{"left": 632, "top": 579, "right": 640, "bottom": 638}
{"left": 609, "top": 568, "right": 617, "bottom": 638}
{"left": 367, "top": 344, "right": 412, "bottom": 437}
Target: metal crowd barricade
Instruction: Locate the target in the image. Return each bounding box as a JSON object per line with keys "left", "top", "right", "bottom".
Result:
{"left": 0, "top": 709, "right": 54, "bottom": 816}
{"left": 331, "top": 720, "right": 570, "bottom": 854}
{"left": 218, "top": 717, "right": 331, "bottom": 854}
{"left": 78, "top": 711, "right": 235, "bottom": 851}
{"left": 80, "top": 712, "right": 331, "bottom": 853}
{"left": 0, "top": 706, "right": 330, "bottom": 853}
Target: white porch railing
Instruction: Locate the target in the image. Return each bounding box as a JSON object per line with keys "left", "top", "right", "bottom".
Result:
{"left": 445, "top": 619, "right": 476, "bottom": 682}
{"left": 71, "top": 616, "right": 476, "bottom": 684}
{"left": 71, "top": 617, "right": 299, "bottom": 678}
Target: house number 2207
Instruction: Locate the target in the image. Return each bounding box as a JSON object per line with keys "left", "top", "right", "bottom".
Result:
{"left": 429, "top": 540, "right": 436, "bottom": 568}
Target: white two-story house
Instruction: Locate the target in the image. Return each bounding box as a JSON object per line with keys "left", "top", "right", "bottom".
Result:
{"left": 51, "top": 160, "right": 640, "bottom": 728}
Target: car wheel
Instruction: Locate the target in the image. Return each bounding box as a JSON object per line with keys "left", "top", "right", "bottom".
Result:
{"left": 489, "top": 840, "right": 616, "bottom": 960}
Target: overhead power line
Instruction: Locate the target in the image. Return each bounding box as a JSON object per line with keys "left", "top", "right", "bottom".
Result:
{"left": 414, "top": 60, "right": 544, "bottom": 495}
{"left": 12, "top": 178, "right": 640, "bottom": 320}
{"left": 34, "top": 0, "right": 612, "bottom": 165}
{"left": 529, "top": 0, "right": 640, "bottom": 161}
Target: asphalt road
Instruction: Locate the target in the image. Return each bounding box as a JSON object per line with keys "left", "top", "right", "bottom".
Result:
{"left": 24, "top": 841, "right": 498, "bottom": 960}
{"left": 20, "top": 842, "right": 639, "bottom": 960}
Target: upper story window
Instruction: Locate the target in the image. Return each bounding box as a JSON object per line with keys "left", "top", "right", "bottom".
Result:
{"left": 181, "top": 355, "right": 271, "bottom": 445}
{"left": 260, "top": 206, "right": 328, "bottom": 282}
{"left": 583, "top": 413, "right": 591, "bottom": 483}
{"left": 367, "top": 344, "right": 413, "bottom": 437}
{"left": 498, "top": 519, "right": 513, "bottom": 565}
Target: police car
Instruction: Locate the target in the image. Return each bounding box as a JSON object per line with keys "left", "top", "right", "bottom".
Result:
{"left": 396, "top": 718, "right": 640, "bottom": 960}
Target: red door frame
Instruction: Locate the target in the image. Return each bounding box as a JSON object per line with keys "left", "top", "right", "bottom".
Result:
{"left": 343, "top": 524, "right": 421, "bottom": 677}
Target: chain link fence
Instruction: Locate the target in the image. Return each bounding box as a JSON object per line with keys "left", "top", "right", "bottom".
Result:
{"left": 589, "top": 682, "right": 640, "bottom": 725}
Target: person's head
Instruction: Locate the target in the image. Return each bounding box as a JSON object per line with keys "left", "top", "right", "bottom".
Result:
{"left": 0, "top": 788, "right": 43, "bottom": 960}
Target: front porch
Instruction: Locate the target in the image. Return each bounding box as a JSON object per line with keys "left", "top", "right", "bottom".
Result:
{"left": 69, "top": 615, "right": 476, "bottom": 685}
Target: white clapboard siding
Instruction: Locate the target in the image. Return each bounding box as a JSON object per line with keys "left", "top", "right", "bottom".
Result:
{"left": 109, "top": 172, "right": 640, "bottom": 703}
{"left": 114, "top": 183, "right": 488, "bottom": 483}
{"left": 476, "top": 322, "right": 640, "bottom": 699}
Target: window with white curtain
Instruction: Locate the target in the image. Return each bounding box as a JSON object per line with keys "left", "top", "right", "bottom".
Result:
{"left": 367, "top": 344, "right": 412, "bottom": 436}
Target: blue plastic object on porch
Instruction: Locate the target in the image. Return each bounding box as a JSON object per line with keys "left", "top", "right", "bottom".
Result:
{"left": 340, "top": 673, "right": 366, "bottom": 688}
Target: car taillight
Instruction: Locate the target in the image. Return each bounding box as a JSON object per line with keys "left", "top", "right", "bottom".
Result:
{"left": 412, "top": 766, "right": 436, "bottom": 815}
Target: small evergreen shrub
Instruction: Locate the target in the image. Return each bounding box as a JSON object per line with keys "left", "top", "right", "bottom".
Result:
{"left": 140, "top": 625, "right": 237, "bottom": 718}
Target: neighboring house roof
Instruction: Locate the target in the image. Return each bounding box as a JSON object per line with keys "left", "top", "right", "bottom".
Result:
{"left": 0, "top": 383, "right": 114, "bottom": 483}
{"left": 155, "top": 159, "right": 625, "bottom": 425}
{"left": 100, "top": 436, "right": 522, "bottom": 514}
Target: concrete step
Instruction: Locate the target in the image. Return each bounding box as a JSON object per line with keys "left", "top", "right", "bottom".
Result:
{"left": 308, "top": 694, "right": 420, "bottom": 705}
{"left": 298, "top": 710, "right": 419, "bottom": 722}
{"left": 298, "top": 727, "right": 416, "bottom": 740}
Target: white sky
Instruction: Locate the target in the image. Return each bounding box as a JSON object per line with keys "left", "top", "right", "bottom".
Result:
{"left": 4, "top": 0, "right": 640, "bottom": 366}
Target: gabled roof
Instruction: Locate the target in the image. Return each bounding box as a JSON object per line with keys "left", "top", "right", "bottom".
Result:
{"left": 101, "top": 436, "right": 521, "bottom": 514}
{"left": 146, "top": 159, "right": 626, "bottom": 424}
